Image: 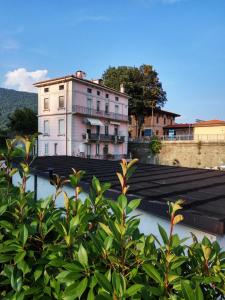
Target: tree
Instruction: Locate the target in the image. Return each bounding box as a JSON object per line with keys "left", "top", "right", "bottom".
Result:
{"left": 8, "top": 107, "right": 38, "bottom": 135}
{"left": 102, "top": 65, "right": 167, "bottom": 137}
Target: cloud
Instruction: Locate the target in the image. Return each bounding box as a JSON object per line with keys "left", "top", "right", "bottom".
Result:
{"left": 76, "top": 15, "right": 111, "bottom": 23}
{"left": 139, "top": 0, "right": 186, "bottom": 5}
{"left": 4, "top": 68, "right": 48, "bottom": 92}
{"left": 0, "top": 38, "right": 20, "bottom": 51}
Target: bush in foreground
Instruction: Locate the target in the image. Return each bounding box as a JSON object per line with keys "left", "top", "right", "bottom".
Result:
{"left": 0, "top": 136, "right": 224, "bottom": 299}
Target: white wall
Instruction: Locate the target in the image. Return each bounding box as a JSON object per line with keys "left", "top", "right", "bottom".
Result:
{"left": 12, "top": 173, "right": 225, "bottom": 248}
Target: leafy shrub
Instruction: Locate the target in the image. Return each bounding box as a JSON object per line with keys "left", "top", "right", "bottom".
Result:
{"left": 149, "top": 136, "right": 162, "bottom": 155}
{"left": 0, "top": 136, "right": 224, "bottom": 299}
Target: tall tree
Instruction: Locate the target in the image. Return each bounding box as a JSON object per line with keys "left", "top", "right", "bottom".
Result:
{"left": 102, "top": 65, "right": 167, "bottom": 137}
{"left": 8, "top": 108, "right": 38, "bottom": 135}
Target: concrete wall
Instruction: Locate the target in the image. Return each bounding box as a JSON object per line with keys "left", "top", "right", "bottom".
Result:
{"left": 129, "top": 141, "right": 225, "bottom": 168}
{"left": 159, "top": 140, "right": 225, "bottom": 168}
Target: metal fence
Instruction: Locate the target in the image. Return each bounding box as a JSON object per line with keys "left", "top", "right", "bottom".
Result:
{"left": 129, "top": 134, "right": 225, "bottom": 143}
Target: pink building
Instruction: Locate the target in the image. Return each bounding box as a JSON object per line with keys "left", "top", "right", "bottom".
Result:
{"left": 34, "top": 71, "right": 129, "bottom": 158}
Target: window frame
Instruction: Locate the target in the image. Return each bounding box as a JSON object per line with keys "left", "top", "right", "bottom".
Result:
{"left": 44, "top": 98, "right": 49, "bottom": 111}
{"left": 58, "top": 95, "right": 65, "bottom": 109}
{"left": 58, "top": 119, "right": 65, "bottom": 136}
{"left": 43, "top": 120, "right": 50, "bottom": 136}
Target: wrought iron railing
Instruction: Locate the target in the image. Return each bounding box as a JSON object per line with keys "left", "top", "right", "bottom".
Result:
{"left": 72, "top": 105, "right": 128, "bottom": 122}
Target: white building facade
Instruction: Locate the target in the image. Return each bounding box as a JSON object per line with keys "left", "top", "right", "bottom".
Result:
{"left": 34, "top": 71, "right": 129, "bottom": 158}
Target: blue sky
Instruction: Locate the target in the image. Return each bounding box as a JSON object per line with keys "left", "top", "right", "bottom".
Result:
{"left": 0, "top": 0, "right": 225, "bottom": 122}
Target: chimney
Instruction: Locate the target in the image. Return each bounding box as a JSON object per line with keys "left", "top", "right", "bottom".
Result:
{"left": 91, "top": 79, "right": 103, "bottom": 85}
{"left": 75, "top": 70, "right": 86, "bottom": 79}
{"left": 120, "top": 83, "right": 125, "bottom": 93}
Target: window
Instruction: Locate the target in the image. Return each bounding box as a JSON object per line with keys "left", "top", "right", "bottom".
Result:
{"left": 44, "top": 98, "right": 49, "bottom": 110}
{"left": 97, "top": 100, "right": 100, "bottom": 112}
{"left": 170, "top": 118, "right": 173, "bottom": 125}
{"left": 97, "top": 90, "right": 101, "bottom": 96}
{"left": 58, "top": 96, "right": 65, "bottom": 109}
{"left": 43, "top": 120, "right": 49, "bottom": 135}
{"left": 87, "top": 88, "right": 92, "bottom": 93}
{"left": 96, "top": 143, "right": 100, "bottom": 156}
{"left": 114, "top": 125, "right": 119, "bottom": 136}
{"left": 44, "top": 143, "right": 49, "bottom": 155}
{"left": 105, "top": 125, "right": 109, "bottom": 135}
{"left": 105, "top": 102, "right": 109, "bottom": 114}
{"left": 105, "top": 93, "right": 109, "bottom": 98}
{"left": 44, "top": 87, "right": 49, "bottom": 93}
{"left": 156, "top": 116, "right": 159, "bottom": 124}
{"left": 115, "top": 96, "right": 119, "bottom": 101}
{"left": 103, "top": 144, "right": 108, "bottom": 155}
{"left": 156, "top": 130, "right": 159, "bottom": 135}
{"left": 58, "top": 119, "right": 65, "bottom": 135}
{"left": 54, "top": 143, "right": 58, "bottom": 155}
{"left": 164, "top": 117, "right": 166, "bottom": 125}
{"left": 59, "top": 85, "right": 64, "bottom": 90}
{"left": 87, "top": 97, "right": 92, "bottom": 114}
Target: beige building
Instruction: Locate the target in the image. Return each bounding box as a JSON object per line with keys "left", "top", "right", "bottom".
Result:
{"left": 194, "top": 120, "right": 225, "bottom": 141}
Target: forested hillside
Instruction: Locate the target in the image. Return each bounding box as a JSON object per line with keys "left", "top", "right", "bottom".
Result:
{"left": 0, "top": 88, "right": 37, "bottom": 130}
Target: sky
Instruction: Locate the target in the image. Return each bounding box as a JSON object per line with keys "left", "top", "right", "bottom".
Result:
{"left": 0, "top": 0, "right": 225, "bottom": 123}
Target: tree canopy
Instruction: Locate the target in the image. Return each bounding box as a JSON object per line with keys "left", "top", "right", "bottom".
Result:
{"left": 102, "top": 65, "right": 167, "bottom": 136}
{"left": 8, "top": 107, "right": 38, "bottom": 135}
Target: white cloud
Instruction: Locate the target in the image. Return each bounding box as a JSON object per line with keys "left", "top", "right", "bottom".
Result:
{"left": 4, "top": 68, "right": 48, "bottom": 92}
{"left": 76, "top": 15, "right": 111, "bottom": 23}
{"left": 0, "top": 38, "right": 20, "bottom": 51}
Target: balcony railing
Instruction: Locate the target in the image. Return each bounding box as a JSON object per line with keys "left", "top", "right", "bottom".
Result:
{"left": 72, "top": 105, "right": 128, "bottom": 122}
{"left": 82, "top": 133, "right": 125, "bottom": 143}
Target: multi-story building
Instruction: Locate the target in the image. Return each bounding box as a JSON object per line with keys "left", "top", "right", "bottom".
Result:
{"left": 129, "top": 108, "right": 180, "bottom": 139}
{"left": 34, "top": 71, "right": 129, "bottom": 158}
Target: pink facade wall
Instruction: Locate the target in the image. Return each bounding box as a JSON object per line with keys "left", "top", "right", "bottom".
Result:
{"left": 37, "top": 78, "right": 128, "bottom": 158}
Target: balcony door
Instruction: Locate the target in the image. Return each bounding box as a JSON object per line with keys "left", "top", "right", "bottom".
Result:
{"left": 114, "top": 125, "right": 119, "bottom": 136}
{"left": 86, "top": 144, "right": 91, "bottom": 158}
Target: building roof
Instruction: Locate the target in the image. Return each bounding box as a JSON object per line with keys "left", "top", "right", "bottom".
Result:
{"left": 33, "top": 74, "right": 130, "bottom": 98}
{"left": 153, "top": 108, "right": 180, "bottom": 117}
{"left": 30, "top": 156, "right": 225, "bottom": 235}
{"left": 194, "top": 120, "right": 225, "bottom": 127}
{"left": 164, "top": 123, "right": 193, "bottom": 129}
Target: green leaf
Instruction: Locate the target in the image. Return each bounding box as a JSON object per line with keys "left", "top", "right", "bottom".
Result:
{"left": 99, "top": 223, "right": 113, "bottom": 236}
{"left": 118, "top": 194, "right": 127, "bottom": 209}
{"left": 127, "top": 199, "right": 141, "bottom": 213}
{"left": 95, "top": 272, "right": 113, "bottom": 294}
{"left": 142, "top": 264, "right": 163, "bottom": 284}
{"left": 125, "top": 284, "right": 144, "bottom": 297}
{"left": 87, "top": 289, "right": 95, "bottom": 300}
{"left": 64, "top": 277, "right": 88, "bottom": 299}
{"left": 0, "top": 204, "right": 7, "bottom": 216}
{"left": 34, "top": 266, "right": 43, "bottom": 281}
{"left": 181, "top": 280, "right": 195, "bottom": 300}
{"left": 14, "top": 250, "right": 26, "bottom": 263}
{"left": 195, "top": 285, "right": 204, "bottom": 300}
{"left": 158, "top": 224, "right": 168, "bottom": 244}
{"left": 78, "top": 244, "right": 88, "bottom": 267}
{"left": 19, "top": 224, "right": 28, "bottom": 247}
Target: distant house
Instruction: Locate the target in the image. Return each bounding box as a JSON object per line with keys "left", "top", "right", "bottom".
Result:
{"left": 194, "top": 120, "right": 225, "bottom": 141}
{"left": 129, "top": 108, "right": 180, "bottom": 139}
{"left": 163, "top": 123, "right": 193, "bottom": 139}
{"left": 34, "top": 71, "right": 129, "bottom": 159}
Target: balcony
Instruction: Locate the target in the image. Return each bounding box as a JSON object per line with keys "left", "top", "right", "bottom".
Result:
{"left": 82, "top": 133, "right": 125, "bottom": 143}
{"left": 72, "top": 105, "right": 128, "bottom": 122}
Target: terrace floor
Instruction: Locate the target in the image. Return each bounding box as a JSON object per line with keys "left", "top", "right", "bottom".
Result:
{"left": 30, "top": 156, "right": 225, "bottom": 235}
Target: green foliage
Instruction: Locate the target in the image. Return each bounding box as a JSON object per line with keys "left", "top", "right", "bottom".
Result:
{"left": 0, "top": 136, "right": 225, "bottom": 299}
{"left": 102, "top": 65, "right": 167, "bottom": 136}
{"left": 0, "top": 87, "right": 37, "bottom": 131}
{"left": 8, "top": 107, "right": 38, "bottom": 135}
{"left": 149, "top": 135, "right": 162, "bottom": 155}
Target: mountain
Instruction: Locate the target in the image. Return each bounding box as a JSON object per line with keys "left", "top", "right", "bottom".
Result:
{"left": 0, "top": 87, "right": 38, "bottom": 130}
